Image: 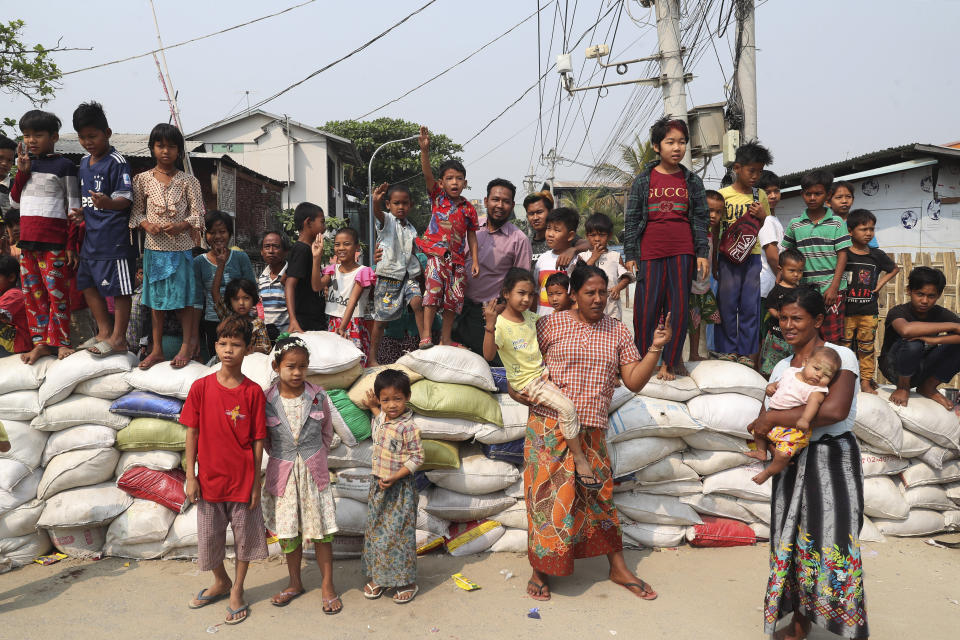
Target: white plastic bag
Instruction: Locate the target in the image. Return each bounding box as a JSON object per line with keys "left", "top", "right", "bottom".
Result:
{"left": 637, "top": 375, "right": 701, "bottom": 402}
{"left": 115, "top": 450, "right": 181, "bottom": 477}
{"left": 621, "top": 521, "right": 687, "bottom": 547}
{"left": 0, "top": 356, "right": 52, "bottom": 394}
{"left": 0, "top": 498, "right": 44, "bottom": 538}
{"left": 680, "top": 494, "right": 756, "bottom": 523}
{"left": 682, "top": 430, "right": 750, "bottom": 453}
{"left": 46, "top": 524, "right": 106, "bottom": 558}
{"left": 412, "top": 414, "right": 484, "bottom": 441}
{"left": 634, "top": 454, "right": 699, "bottom": 485}
{"left": 878, "top": 388, "right": 960, "bottom": 450}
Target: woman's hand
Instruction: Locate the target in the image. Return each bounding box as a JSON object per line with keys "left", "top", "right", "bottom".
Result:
{"left": 651, "top": 312, "right": 672, "bottom": 349}
{"left": 747, "top": 414, "right": 772, "bottom": 438}
{"left": 625, "top": 260, "right": 637, "bottom": 274}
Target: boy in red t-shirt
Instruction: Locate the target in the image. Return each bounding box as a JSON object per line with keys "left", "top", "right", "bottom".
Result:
{"left": 415, "top": 125, "right": 479, "bottom": 347}
{"left": 182, "top": 316, "right": 267, "bottom": 626}
{"left": 0, "top": 255, "right": 30, "bottom": 355}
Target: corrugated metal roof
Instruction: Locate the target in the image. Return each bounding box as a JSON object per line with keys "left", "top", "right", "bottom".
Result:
{"left": 779, "top": 143, "right": 960, "bottom": 188}
{"left": 55, "top": 133, "right": 203, "bottom": 158}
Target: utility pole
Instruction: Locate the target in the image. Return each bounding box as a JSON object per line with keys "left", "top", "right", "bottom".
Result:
{"left": 149, "top": 0, "right": 192, "bottom": 175}
{"left": 652, "top": 0, "right": 691, "bottom": 167}
{"left": 543, "top": 148, "right": 558, "bottom": 199}
{"left": 736, "top": 0, "right": 758, "bottom": 140}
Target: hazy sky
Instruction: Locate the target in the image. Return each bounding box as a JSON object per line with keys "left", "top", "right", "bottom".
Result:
{"left": 4, "top": 0, "right": 958, "bottom": 198}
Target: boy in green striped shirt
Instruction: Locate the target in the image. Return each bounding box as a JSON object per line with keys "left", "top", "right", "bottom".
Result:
{"left": 781, "top": 170, "right": 851, "bottom": 343}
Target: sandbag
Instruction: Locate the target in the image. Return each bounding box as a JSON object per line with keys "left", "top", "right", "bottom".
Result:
{"left": 638, "top": 375, "right": 701, "bottom": 402}
{"left": 416, "top": 529, "right": 445, "bottom": 555}
{"left": 327, "top": 389, "right": 370, "bottom": 442}
{"left": 115, "top": 417, "right": 187, "bottom": 451}
{"left": 0, "top": 457, "right": 31, "bottom": 491}
{"left": 903, "top": 484, "right": 955, "bottom": 511}
{"left": 0, "top": 419, "right": 48, "bottom": 469}
{"left": 854, "top": 392, "right": 903, "bottom": 454}
{"left": 682, "top": 449, "right": 754, "bottom": 476}
{"left": 347, "top": 364, "right": 424, "bottom": 406}
{"left": 0, "top": 529, "right": 51, "bottom": 568}
{"left": 863, "top": 476, "right": 909, "bottom": 520}
{"left": 123, "top": 361, "right": 210, "bottom": 399}
{"left": 638, "top": 480, "right": 703, "bottom": 497}
{"left": 421, "top": 487, "right": 516, "bottom": 522}
{"left": 496, "top": 393, "right": 528, "bottom": 429}
{"left": 634, "top": 454, "right": 699, "bottom": 485}
{"left": 102, "top": 538, "right": 167, "bottom": 560}
{"left": 164, "top": 505, "right": 235, "bottom": 550}
{"left": 860, "top": 451, "right": 909, "bottom": 477}
{"left": 491, "top": 501, "right": 527, "bottom": 529}
{"left": 686, "top": 515, "right": 756, "bottom": 547}
{"left": 739, "top": 500, "right": 771, "bottom": 524}
{"left": 333, "top": 496, "right": 367, "bottom": 534}
{"left": 38, "top": 482, "right": 133, "bottom": 527}
{"left": 0, "top": 466, "right": 41, "bottom": 514}
{"left": 115, "top": 450, "right": 181, "bottom": 477}
{"left": 608, "top": 396, "right": 701, "bottom": 442}
{"left": 74, "top": 372, "right": 132, "bottom": 400}
{"left": 0, "top": 498, "right": 44, "bottom": 538}
{"left": 489, "top": 367, "right": 509, "bottom": 394}
{"left": 945, "top": 511, "right": 960, "bottom": 530}
{"left": 749, "top": 522, "right": 771, "bottom": 540}
{"left": 686, "top": 393, "right": 761, "bottom": 439}
{"left": 421, "top": 440, "right": 461, "bottom": 471}
{"left": 416, "top": 505, "right": 451, "bottom": 537}
{"left": 210, "top": 352, "right": 273, "bottom": 390}
{"left": 331, "top": 534, "right": 364, "bottom": 559}
{"left": 38, "top": 448, "right": 120, "bottom": 500}
{"left": 610, "top": 436, "right": 686, "bottom": 476}
{"left": 332, "top": 467, "right": 372, "bottom": 502}
{"left": 609, "top": 385, "right": 636, "bottom": 412}
{"left": 31, "top": 395, "right": 131, "bottom": 432}
{"left": 895, "top": 430, "right": 931, "bottom": 458}
{"left": 901, "top": 460, "right": 960, "bottom": 487}
{"left": 481, "top": 439, "right": 525, "bottom": 466}
{"left": 504, "top": 479, "right": 524, "bottom": 499}
{"left": 110, "top": 391, "right": 184, "bottom": 420}
{"left": 412, "top": 414, "right": 483, "bottom": 442}
{"left": 621, "top": 521, "right": 687, "bottom": 548}
{"left": 105, "top": 498, "right": 176, "bottom": 546}
{"left": 445, "top": 519, "right": 504, "bottom": 556}
{"left": 687, "top": 360, "right": 767, "bottom": 400}
{"left": 47, "top": 524, "right": 106, "bottom": 558}
{"left": 947, "top": 482, "right": 960, "bottom": 506}
{"left": 0, "top": 390, "right": 40, "bottom": 421}
{"left": 0, "top": 355, "right": 52, "bottom": 394}
{"left": 426, "top": 446, "right": 519, "bottom": 495}
{"left": 919, "top": 444, "right": 958, "bottom": 470}
{"left": 878, "top": 388, "right": 960, "bottom": 450}
{"left": 680, "top": 494, "right": 756, "bottom": 523}
{"left": 702, "top": 464, "right": 771, "bottom": 501}
{"left": 859, "top": 516, "right": 885, "bottom": 543}
{"left": 41, "top": 424, "right": 116, "bottom": 467}
{"left": 117, "top": 467, "right": 187, "bottom": 512}
{"left": 682, "top": 430, "right": 750, "bottom": 453}
{"left": 409, "top": 380, "right": 503, "bottom": 426}
{"left": 613, "top": 492, "right": 702, "bottom": 525}
{"left": 398, "top": 345, "right": 497, "bottom": 392}
{"left": 475, "top": 423, "right": 526, "bottom": 445}
{"left": 874, "top": 509, "right": 946, "bottom": 537}
{"left": 284, "top": 331, "right": 363, "bottom": 374}
{"left": 327, "top": 440, "right": 373, "bottom": 469}
{"left": 489, "top": 527, "right": 527, "bottom": 552}
{"left": 306, "top": 362, "right": 363, "bottom": 391}
{"left": 39, "top": 350, "right": 138, "bottom": 408}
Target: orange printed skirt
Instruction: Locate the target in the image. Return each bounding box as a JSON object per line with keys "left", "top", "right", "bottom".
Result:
{"left": 524, "top": 412, "right": 622, "bottom": 576}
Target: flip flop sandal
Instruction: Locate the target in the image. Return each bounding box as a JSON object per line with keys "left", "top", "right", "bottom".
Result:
{"left": 418, "top": 339, "right": 434, "bottom": 350}
{"left": 527, "top": 580, "right": 551, "bottom": 601}
{"left": 322, "top": 595, "right": 343, "bottom": 615}
{"left": 88, "top": 340, "right": 120, "bottom": 358}
{"left": 575, "top": 472, "right": 603, "bottom": 490}
{"left": 224, "top": 604, "right": 249, "bottom": 625}
{"left": 736, "top": 356, "right": 755, "bottom": 367}
{"left": 76, "top": 337, "right": 100, "bottom": 351}
{"left": 620, "top": 580, "right": 658, "bottom": 601}
{"left": 717, "top": 353, "right": 737, "bottom": 362}
{"left": 392, "top": 585, "right": 419, "bottom": 604}
{"left": 363, "top": 582, "right": 384, "bottom": 599}
{"left": 271, "top": 589, "right": 304, "bottom": 607}
{"left": 188, "top": 588, "right": 228, "bottom": 609}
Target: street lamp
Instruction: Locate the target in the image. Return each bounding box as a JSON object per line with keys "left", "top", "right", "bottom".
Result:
{"left": 367, "top": 134, "right": 419, "bottom": 266}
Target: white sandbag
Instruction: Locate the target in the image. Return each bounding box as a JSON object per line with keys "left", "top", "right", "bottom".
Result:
{"left": 682, "top": 430, "right": 751, "bottom": 453}
{"left": 0, "top": 498, "right": 44, "bottom": 538}
{"left": 946, "top": 482, "right": 960, "bottom": 506}
{"left": 416, "top": 529, "right": 443, "bottom": 550}
{"left": 687, "top": 393, "right": 761, "bottom": 439}
{"left": 878, "top": 388, "right": 960, "bottom": 450}
{"left": 475, "top": 423, "right": 526, "bottom": 445}
{"left": 289, "top": 331, "right": 363, "bottom": 374}
{"left": 412, "top": 414, "right": 484, "bottom": 442}
{"left": 330, "top": 534, "right": 364, "bottom": 559}
{"left": 38, "top": 482, "right": 133, "bottom": 527}
{"left": 613, "top": 492, "right": 702, "bottom": 526}
{"left": 489, "top": 527, "right": 527, "bottom": 553}
{"left": 0, "top": 457, "right": 31, "bottom": 492}
{"left": 874, "top": 509, "right": 946, "bottom": 537}
{"left": 333, "top": 496, "right": 367, "bottom": 534}
{"left": 347, "top": 364, "right": 423, "bottom": 406}
{"left": 687, "top": 360, "right": 767, "bottom": 400}
{"left": 609, "top": 385, "right": 636, "bottom": 412}
{"left": 853, "top": 392, "right": 903, "bottom": 454}
{"left": 610, "top": 436, "right": 686, "bottom": 476}
{"left": 415, "top": 507, "right": 451, "bottom": 537}
{"left": 421, "top": 487, "right": 516, "bottom": 522}
{"left": 209, "top": 352, "right": 272, "bottom": 391}
{"left": 41, "top": 424, "right": 116, "bottom": 467}
{"left": 903, "top": 485, "right": 955, "bottom": 511}
{"left": 39, "top": 350, "right": 138, "bottom": 407}
{"left": 0, "top": 356, "right": 52, "bottom": 394}
{"left": 0, "top": 467, "right": 41, "bottom": 514}
{"left": 426, "top": 446, "right": 519, "bottom": 495}
{"left": 37, "top": 447, "right": 120, "bottom": 500}
{"left": 634, "top": 454, "right": 699, "bottom": 485}
{"left": 901, "top": 460, "right": 960, "bottom": 488}
{"left": 491, "top": 501, "right": 528, "bottom": 529}
{"left": 164, "top": 506, "right": 234, "bottom": 549}
{"left": 898, "top": 430, "right": 932, "bottom": 458}
{"left": 739, "top": 500, "right": 771, "bottom": 524}
{"left": 749, "top": 522, "right": 770, "bottom": 540}
{"left": 680, "top": 494, "right": 756, "bottom": 523}
{"left": 105, "top": 499, "right": 176, "bottom": 546}
{"left": 47, "top": 524, "right": 106, "bottom": 558}
{"left": 327, "top": 440, "right": 373, "bottom": 469}
{"left": 101, "top": 538, "right": 167, "bottom": 560}
{"left": 860, "top": 452, "right": 909, "bottom": 477}
{"left": 0, "top": 529, "right": 51, "bottom": 568}
{"left": 944, "top": 510, "right": 960, "bottom": 530}
{"left": 919, "top": 444, "right": 958, "bottom": 470}
{"left": 0, "top": 390, "right": 40, "bottom": 420}
{"left": 608, "top": 396, "right": 702, "bottom": 442}
{"left": 702, "top": 464, "right": 771, "bottom": 501}
{"left": 123, "top": 361, "right": 210, "bottom": 399}
{"left": 504, "top": 479, "right": 524, "bottom": 499}
{"left": 398, "top": 345, "right": 497, "bottom": 392}
{"left": 332, "top": 467, "right": 372, "bottom": 502}
{"left": 682, "top": 449, "right": 754, "bottom": 476}
{"left": 636, "top": 480, "right": 702, "bottom": 497}
{"left": 622, "top": 521, "right": 687, "bottom": 548}
{"left": 863, "top": 476, "right": 909, "bottom": 520}
{"left": 496, "top": 393, "right": 528, "bottom": 429}
{"left": 637, "top": 374, "right": 701, "bottom": 402}
{"left": 0, "top": 419, "right": 48, "bottom": 469}
{"left": 115, "top": 450, "right": 181, "bottom": 477}
{"left": 31, "top": 395, "right": 131, "bottom": 431}
{"left": 446, "top": 520, "right": 504, "bottom": 556}
{"left": 74, "top": 372, "right": 133, "bottom": 400}
{"left": 859, "top": 516, "right": 884, "bottom": 542}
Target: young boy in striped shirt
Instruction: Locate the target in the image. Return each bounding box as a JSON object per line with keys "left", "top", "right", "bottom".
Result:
{"left": 781, "top": 169, "right": 851, "bottom": 343}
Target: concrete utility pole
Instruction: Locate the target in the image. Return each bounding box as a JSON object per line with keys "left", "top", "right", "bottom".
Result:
{"left": 736, "top": 0, "right": 758, "bottom": 140}
{"left": 652, "top": 0, "right": 692, "bottom": 167}
{"left": 149, "top": 0, "right": 192, "bottom": 174}
{"left": 544, "top": 148, "right": 558, "bottom": 199}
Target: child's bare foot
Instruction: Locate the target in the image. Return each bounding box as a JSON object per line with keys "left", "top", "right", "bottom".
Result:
{"left": 57, "top": 346, "right": 75, "bottom": 359}
{"left": 656, "top": 363, "right": 675, "bottom": 381}
{"left": 860, "top": 379, "right": 878, "bottom": 394}
{"left": 669, "top": 362, "right": 689, "bottom": 377}
{"left": 889, "top": 387, "right": 910, "bottom": 406}
{"left": 20, "top": 343, "right": 54, "bottom": 365}
{"left": 752, "top": 468, "right": 773, "bottom": 485}
{"left": 744, "top": 449, "right": 768, "bottom": 461}
{"left": 918, "top": 380, "right": 955, "bottom": 411}
{"left": 688, "top": 351, "right": 705, "bottom": 362}
{"left": 139, "top": 350, "right": 165, "bottom": 370}
{"left": 367, "top": 358, "right": 381, "bottom": 368}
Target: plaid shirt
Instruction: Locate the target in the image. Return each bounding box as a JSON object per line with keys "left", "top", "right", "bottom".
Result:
{"left": 370, "top": 409, "right": 423, "bottom": 479}
{"left": 213, "top": 297, "right": 272, "bottom": 354}
{"left": 536, "top": 311, "right": 641, "bottom": 429}
{"left": 415, "top": 183, "right": 479, "bottom": 265}
{"left": 623, "top": 161, "right": 710, "bottom": 263}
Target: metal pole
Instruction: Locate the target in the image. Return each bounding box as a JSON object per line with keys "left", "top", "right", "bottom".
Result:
{"left": 653, "top": 0, "right": 692, "bottom": 167}
{"left": 736, "top": 0, "right": 758, "bottom": 140}
{"left": 149, "top": 0, "right": 192, "bottom": 175}
{"left": 367, "top": 135, "right": 419, "bottom": 267}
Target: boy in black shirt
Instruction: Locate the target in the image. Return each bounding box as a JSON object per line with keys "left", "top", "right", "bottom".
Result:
{"left": 840, "top": 209, "right": 898, "bottom": 393}
{"left": 879, "top": 266, "right": 960, "bottom": 410}
{"left": 758, "top": 249, "right": 804, "bottom": 376}
{"left": 284, "top": 202, "right": 327, "bottom": 333}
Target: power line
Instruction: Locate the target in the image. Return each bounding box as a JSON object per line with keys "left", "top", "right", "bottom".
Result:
{"left": 61, "top": 0, "right": 317, "bottom": 76}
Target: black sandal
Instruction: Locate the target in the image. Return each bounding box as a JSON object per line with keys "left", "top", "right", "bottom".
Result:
{"left": 575, "top": 472, "right": 603, "bottom": 490}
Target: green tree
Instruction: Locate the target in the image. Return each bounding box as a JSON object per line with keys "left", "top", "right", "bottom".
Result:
{"left": 559, "top": 188, "right": 626, "bottom": 243}
{"left": 0, "top": 20, "right": 66, "bottom": 137}
{"left": 593, "top": 135, "right": 658, "bottom": 190}
{"left": 320, "top": 118, "right": 463, "bottom": 232}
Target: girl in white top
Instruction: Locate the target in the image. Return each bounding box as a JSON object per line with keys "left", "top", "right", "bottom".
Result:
{"left": 578, "top": 213, "right": 633, "bottom": 320}
{"left": 313, "top": 227, "right": 376, "bottom": 365}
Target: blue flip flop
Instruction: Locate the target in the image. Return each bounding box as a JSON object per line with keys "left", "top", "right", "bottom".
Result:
{"left": 225, "top": 604, "right": 249, "bottom": 625}
{"left": 188, "top": 588, "right": 228, "bottom": 609}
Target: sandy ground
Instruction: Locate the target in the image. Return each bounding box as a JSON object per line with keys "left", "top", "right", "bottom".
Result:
{"left": 1, "top": 535, "right": 958, "bottom": 640}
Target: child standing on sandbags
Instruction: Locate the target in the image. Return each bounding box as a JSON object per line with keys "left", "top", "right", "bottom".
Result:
{"left": 182, "top": 316, "right": 268, "bottom": 625}
{"left": 261, "top": 336, "right": 342, "bottom": 613}
{"left": 361, "top": 369, "right": 423, "bottom": 604}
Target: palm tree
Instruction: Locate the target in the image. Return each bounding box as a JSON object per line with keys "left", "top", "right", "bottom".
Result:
{"left": 560, "top": 188, "right": 626, "bottom": 243}
{"left": 593, "top": 135, "right": 658, "bottom": 190}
